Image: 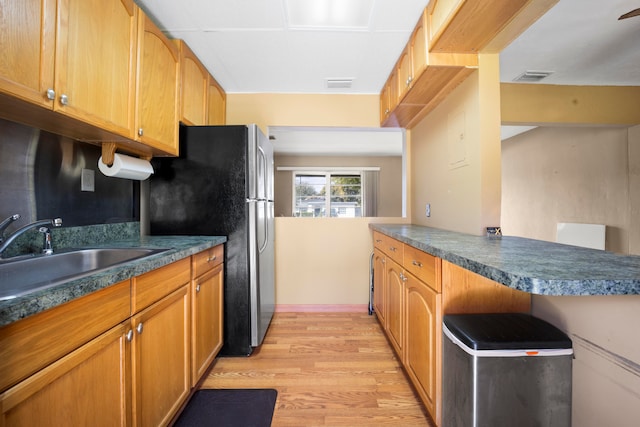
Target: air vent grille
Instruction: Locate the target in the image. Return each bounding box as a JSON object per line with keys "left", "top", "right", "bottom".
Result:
{"left": 513, "top": 70, "right": 553, "bottom": 83}
{"left": 326, "top": 79, "right": 353, "bottom": 89}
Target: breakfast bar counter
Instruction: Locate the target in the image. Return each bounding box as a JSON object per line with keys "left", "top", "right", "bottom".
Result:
{"left": 370, "top": 224, "right": 640, "bottom": 296}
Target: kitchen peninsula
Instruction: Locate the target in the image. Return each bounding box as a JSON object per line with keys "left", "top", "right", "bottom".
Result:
{"left": 371, "top": 223, "right": 640, "bottom": 296}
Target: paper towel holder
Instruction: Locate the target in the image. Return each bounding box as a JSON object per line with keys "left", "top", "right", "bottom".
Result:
{"left": 101, "top": 142, "right": 152, "bottom": 167}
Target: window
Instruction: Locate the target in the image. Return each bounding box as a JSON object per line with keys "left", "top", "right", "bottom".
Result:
{"left": 292, "top": 169, "right": 378, "bottom": 217}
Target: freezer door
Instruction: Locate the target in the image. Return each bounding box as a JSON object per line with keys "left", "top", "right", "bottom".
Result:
{"left": 256, "top": 127, "right": 274, "bottom": 201}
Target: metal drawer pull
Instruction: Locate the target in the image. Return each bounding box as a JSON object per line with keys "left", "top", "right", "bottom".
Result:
{"left": 412, "top": 260, "right": 423, "bottom": 268}
{"left": 375, "top": 239, "right": 382, "bottom": 243}
{"left": 136, "top": 323, "right": 143, "bottom": 334}
{"left": 389, "top": 247, "right": 396, "bottom": 252}
{"left": 126, "top": 330, "right": 133, "bottom": 342}
{"left": 207, "top": 255, "right": 217, "bottom": 262}
{"left": 196, "top": 284, "right": 201, "bottom": 293}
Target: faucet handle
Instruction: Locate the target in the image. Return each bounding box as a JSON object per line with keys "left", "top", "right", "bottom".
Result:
{"left": 38, "top": 226, "right": 54, "bottom": 255}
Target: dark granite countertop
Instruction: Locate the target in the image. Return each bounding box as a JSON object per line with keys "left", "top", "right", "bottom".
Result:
{"left": 370, "top": 224, "right": 640, "bottom": 296}
{"left": 0, "top": 233, "right": 226, "bottom": 327}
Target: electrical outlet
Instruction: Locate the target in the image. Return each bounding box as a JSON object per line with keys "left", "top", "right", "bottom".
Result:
{"left": 81, "top": 168, "right": 95, "bottom": 192}
{"left": 425, "top": 203, "right": 431, "bottom": 217}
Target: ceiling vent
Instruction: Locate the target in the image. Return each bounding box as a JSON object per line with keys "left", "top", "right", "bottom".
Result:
{"left": 513, "top": 70, "right": 554, "bottom": 83}
{"left": 326, "top": 78, "right": 353, "bottom": 89}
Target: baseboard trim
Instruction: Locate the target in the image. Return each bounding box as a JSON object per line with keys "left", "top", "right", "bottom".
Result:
{"left": 275, "top": 304, "right": 370, "bottom": 313}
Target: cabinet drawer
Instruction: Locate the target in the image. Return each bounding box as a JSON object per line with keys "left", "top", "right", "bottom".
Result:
{"left": 373, "top": 232, "right": 403, "bottom": 263}
{"left": 132, "top": 257, "right": 191, "bottom": 313}
{"left": 403, "top": 244, "right": 441, "bottom": 292}
{"left": 193, "top": 245, "right": 224, "bottom": 277}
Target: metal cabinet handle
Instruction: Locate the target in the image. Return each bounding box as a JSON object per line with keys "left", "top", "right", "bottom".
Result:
{"left": 126, "top": 329, "right": 134, "bottom": 342}
{"left": 136, "top": 322, "right": 143, "bottom": 334}
{"left": 207, "top": 255, "right": 217, "bottom": 262}
{"left": 375, "top": 239, "right": 382, "bottom": 243}
{"left": 412, "top": 260, "right": 423, "bottom": 268}
{"left": 389, "top": 247, "right": 396, "bottom": 252}
{"left": 59, "top": 94, "right": 68, "bottom": 106}
{"left": 196, "top": 284, "right": 201, "bottom": 293}
{"left": 46, "top": 89, "right": 55, "bottom": 100}
{"left": 138, "top": 128, "right": 144, "bottom": 137}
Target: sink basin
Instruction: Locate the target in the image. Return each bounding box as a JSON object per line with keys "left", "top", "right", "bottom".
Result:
{"left": 0, "top": 248, "right": 168, "bottom": 301}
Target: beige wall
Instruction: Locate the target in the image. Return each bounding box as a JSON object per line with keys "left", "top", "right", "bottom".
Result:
{"left": 409, "top": 54, "right": 502, "bottom": 235}
{"left": 501, "top": 126, "right": 633, "bottom": 253}
{"left": 501, "top": 124, "right": 640, "bottom": 426}
{"left": 274, "top": 154, "right": 403, "bottom": 217}
{"left": 226, "top": 93, "right": 408, "bottom": 309}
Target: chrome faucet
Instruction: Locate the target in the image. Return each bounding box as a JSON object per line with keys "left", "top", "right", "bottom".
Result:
{"left": 0, "top": 217, "right": 62, "bottom": 258}
{"left": 0, "top": 214, "right": 20, "bottom": 242}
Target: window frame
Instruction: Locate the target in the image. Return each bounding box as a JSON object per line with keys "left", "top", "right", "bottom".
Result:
{"left": 286, "top": 167, "right": 379, "bottom": 218}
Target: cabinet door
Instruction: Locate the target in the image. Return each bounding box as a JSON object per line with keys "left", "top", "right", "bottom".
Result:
{"left": 0, "top": 322, "right": 131, "bottom": 426}
{"left": 177, "top": 40, "right": 208, "bottom": 126}
{"left": 0, "top": 0, "right": 56, "bottom": 108}
{"left": 192, "top": 263, "right": 224, "bottom": 384}
{"left": 135, "top": 11, "right": 180, "bottom": 155}
{"left": 405, "top": 272, "right": 441, "bottom": 421}
{"left": 55, "top": 0, "right": 137, "bottom": 137}
{"left": 131, "top": 285, "right": 190, "bottom": 427}
{"left": 373, "top": 249, "right": 387, "bottom": 327}
{"left": 385, "top": 257, "right": 404, "bottom": 357}
{"left": 207, "top": 76, "right": 226, "bottom": 125}
{"left": 409, "top": 11, "right": 428, "bottom": 84}
{"left": 396, "top": 47, "right": 412, "bottom": 100}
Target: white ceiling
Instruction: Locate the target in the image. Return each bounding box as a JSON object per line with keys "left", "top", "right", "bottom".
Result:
{"left": 136, "top": 0, "right": 640, "bottom": 151}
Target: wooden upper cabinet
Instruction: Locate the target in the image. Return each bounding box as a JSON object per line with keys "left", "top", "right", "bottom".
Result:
{"left": 0, "top": 0, "right": 137, "bottom": 138}
{"left": 135, "top": 10, "right": 180, "bottom": 155}
{"left": 409, "top": 11, "right": 428, "bottom": 82}
{"left": 0, "top": 0, "right": 56, "bottom": 108}
{"left": 207, "top": 75, "right": 226, "bottom": 125}
{"left": 56, "top": 0, "right": 137, "bottom": 137}
{"left": 396, "top": 46, "right": 412, "bottom": 101}
{"left": 175, "top": 40, "right": 208, "bottom": 126}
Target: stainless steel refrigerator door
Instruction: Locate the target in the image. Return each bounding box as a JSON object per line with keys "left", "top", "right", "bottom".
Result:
{"left": 256, "top": 127, "right": 274, "bottom": 201}
{"left": 252, "top": 199, "right": 275, "bottom": 346}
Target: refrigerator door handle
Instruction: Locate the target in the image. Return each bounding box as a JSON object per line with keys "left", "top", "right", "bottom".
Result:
{"left": 259, "top": 201, "right": 269, "bottom": 254}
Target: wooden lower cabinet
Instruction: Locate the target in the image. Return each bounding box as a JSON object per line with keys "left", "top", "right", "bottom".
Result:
{"left": 385, "top": 257, "right": 404, "bottom": 356}
{"left": 191, "top": 263, "right": 224, "bottom": 384}
{"left": 0, "top": 322, "right": 131, "bottom": 426}
{"left": 373, "top": 232, "right": 531, "bottom": 426}
{"left": 131, "top": 284, "right": 190, "bottom": 427}
{"left": 0, "top": 247, "right": 226, "bottom": 427}
{"left": 372, "top": 249, "right": 387, "bottom": 326}
{"left": 404, "top": 271, "right": 441, "bottom": 422}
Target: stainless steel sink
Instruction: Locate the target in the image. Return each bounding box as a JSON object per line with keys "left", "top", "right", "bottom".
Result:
{"left": 0, "top": 248, "right": 168, "bottom": 301}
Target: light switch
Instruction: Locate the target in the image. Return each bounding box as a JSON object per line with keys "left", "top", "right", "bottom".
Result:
{"left": 81, "top": 168, "right": 95, "bottom": 192}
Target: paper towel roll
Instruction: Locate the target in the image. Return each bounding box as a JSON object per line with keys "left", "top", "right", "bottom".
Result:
{"left": 98, "top": 153, "right": 154, "bottom": 180}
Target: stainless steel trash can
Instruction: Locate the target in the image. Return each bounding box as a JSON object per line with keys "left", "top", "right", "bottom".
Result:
{"left": 442, "top": 313, "right": 573, "bottom": 427}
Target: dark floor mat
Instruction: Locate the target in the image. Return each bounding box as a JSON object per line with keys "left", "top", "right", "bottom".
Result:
{"left": 173, "top": 389, "right": 278, "bottom": 427}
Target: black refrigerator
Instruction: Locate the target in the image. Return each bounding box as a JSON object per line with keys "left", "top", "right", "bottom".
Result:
{"left": 148, "top": 124, "right": 275, "bottom": 356}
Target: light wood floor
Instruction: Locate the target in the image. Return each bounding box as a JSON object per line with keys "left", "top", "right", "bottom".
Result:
{"left": 202, "top": 312, "right": 435, "bottom": 426}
